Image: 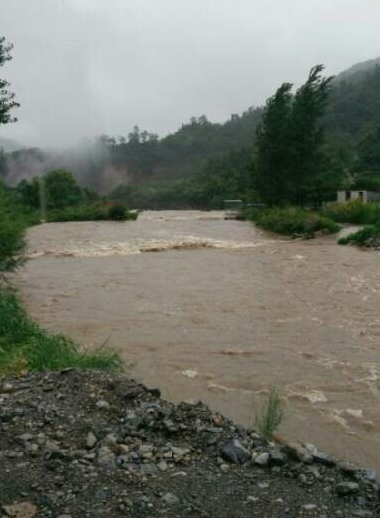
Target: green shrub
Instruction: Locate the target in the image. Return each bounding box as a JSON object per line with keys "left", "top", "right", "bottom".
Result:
{"left": 46, "top": 203, "right": 138, "bottom": 223}
{"left": 108, "top": 203, "right": 128, "bottom": 221}
{"left": 338, "top": 222, "right": 380, "bottom": 246}
{"left": 323, "top": 200, "right": 380, "bottom": 224}
{"left": 0, "top": 286, "right": 121, "bottom": 375}
{"left": 247, "top": 206, "right": 340, "bottom": 237}
{"left": 0, "top": 190, "right": 28, "bottom": 272}
{"left": 46, "top": 204, "right": 108, "bottom": 222}
{"left": 255, "top": 386, "right": 284, "bottom": 440}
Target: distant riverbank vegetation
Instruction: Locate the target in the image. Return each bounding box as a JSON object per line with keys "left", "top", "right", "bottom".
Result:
{"left": 46, "top": 203, "right": 138, "bottom": 223}
{"left": 241, "top": 207, "right": 339, "bottom": 238}
{"left": 15, "top": 169, "right": 137, "bottom": 222}
{"left": 323, "top": 200, "right": 380, "bottom": 225}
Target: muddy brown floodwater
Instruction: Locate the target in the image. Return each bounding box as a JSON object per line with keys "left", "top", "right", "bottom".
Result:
{"left": 17, "top": 211, "right": 380, "bottom": 469}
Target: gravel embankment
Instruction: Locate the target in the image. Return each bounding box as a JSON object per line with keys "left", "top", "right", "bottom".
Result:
{"left": 0, "top": 370, "right": 378, "bottom": 517}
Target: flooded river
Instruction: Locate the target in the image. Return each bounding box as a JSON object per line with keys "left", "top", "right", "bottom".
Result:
{"left": 18, "top": 211, "right": 380, "bottom": 469}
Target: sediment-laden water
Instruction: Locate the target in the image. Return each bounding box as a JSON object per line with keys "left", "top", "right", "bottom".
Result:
{"left": 18, "top": 211, "right": 380, "bottom": 469}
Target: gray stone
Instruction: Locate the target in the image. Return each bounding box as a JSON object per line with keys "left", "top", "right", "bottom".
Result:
{"left": 86, "top": 432, "right": 97, "bottom": 449}
{"left": 283, "top": 443, "right": 313, "bottom": 463}
{"left": 96, "top": 399, "right": 110, "bottom": 410}
{"left": 161, "top": 492, "right": 179, "bottom": 505}
{"left": 171, "top": 446, "right": 190, "bottom": 458}
{"left": 222, "top": 439, "right": 251, "bottom": 464}
{"left": 96, "top": 446, "right": 116, "bottom": 468}
{"left": 102, "top": 433, "right": 117, "bottom": 446}
{"left": 269, "top": 450, "right": 287, "bottom": 466}
{"left": 338, "top": 461, "right": 359, "bottom": 477}
{"left": 139, "top": 463, "right": 159, "bottom": 475}
{"left": 157, "top": 460, "right": 168, "bottom": 472}
{"left": 336, "top": 481, "right": 360, "bottom": 496}
{"left": 305, "top": 444, "right": 335, "bottom": 466}
{"left": 350, "top": 510, "right": 373, "bottom": 517}
{"left": 139, "top": 444, "right": 154, "bottom": 454}
{"left": 254, "top": 452, "right": 270, "bottom": 466}
{"left": 19, "top": 434, "right": 33, "bottom": 443}
{"left": 163, "top": 420, "right": 179, "bottom": 433}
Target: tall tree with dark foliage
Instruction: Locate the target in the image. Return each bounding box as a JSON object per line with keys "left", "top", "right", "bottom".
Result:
{"left": 0, "top": 36, "right": 19, "bottom": 126}
{"left": 255, "top": 66, "right": 334, "bottom": 206}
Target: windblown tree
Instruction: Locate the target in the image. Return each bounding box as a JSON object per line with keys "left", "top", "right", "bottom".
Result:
{"left": 255, "top": 65, "right": 335, "bottom": 206}
{"left": 289, "top": 65, "right": 334, "bottom": 205}
{"left": 254, "top": 83, "right": 293, "bottom": 205}
{"left": 0, "top": 36, "right": 19, "bottom": 126}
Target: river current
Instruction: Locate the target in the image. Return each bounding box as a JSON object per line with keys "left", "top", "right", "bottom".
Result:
{"left": 18, "top": 211, "right": 380, "bottom": 469}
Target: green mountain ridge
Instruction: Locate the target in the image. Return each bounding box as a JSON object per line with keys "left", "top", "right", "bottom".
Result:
{"left": 3, "top": 56, "right": 380, "bottom": 204}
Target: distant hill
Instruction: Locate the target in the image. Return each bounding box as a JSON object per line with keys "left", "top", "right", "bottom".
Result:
{"left": 334, "top": 57, "right": 380, "bottom": 84}
{"left": 326, "top": 59, "right": 380, "bottom": 136}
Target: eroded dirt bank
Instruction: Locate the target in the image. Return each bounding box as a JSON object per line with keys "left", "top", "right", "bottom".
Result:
{"left": 17, "top": 211, "right": 380, "bottom": 470}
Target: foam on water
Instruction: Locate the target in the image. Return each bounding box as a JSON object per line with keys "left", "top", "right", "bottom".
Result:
{"left": 27, "top": 235, "right": 274, "bottom": 259}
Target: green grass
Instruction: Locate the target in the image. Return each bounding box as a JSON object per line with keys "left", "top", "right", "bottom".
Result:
{"left": 323, "top": 200, "right": 380, "bottom": 225}
{"left": 243, "top": 206, "right": 340, "bottom": 237}
{"left": 46, "top": 204, "right": 138, "bottom": 223}
{"left": 0, "top": 286, "right": 121, "bottom": 375}
{"left": 338, "top": 222, "right": 380, "bottom": 246}
{"left": 255, "top": 386, "right": 285, "bottom": 440}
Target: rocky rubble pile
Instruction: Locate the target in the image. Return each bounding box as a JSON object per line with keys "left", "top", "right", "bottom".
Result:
{"left": 0, "top": 370, "right": 379, "bottom": 517}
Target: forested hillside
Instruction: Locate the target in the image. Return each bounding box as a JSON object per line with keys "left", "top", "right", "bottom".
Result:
{"left": 2, "top": 58, "right": 380, "bottom": 208}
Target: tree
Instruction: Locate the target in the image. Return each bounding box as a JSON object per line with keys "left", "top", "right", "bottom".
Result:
{"left": 254, "top": 66, "right": 334, "bottom": 206}
{"left": 289, "top": 65, "right": 334, "bottom": 205}
{"left": 0, "top": 37, "right": 19, "bottom": 126}
{"left": 44, "top": 170, "right": 84, "bottom": 209}
{"left": 254, "top": 83, "right": 293, "bottom": 205}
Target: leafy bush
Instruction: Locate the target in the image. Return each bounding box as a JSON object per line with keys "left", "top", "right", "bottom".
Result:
{"left": 0, "top": 189, "right": 28, "bottom": 272}
{"left": 0, "top": 286, "right": 121, "bottom": 375}
{"left": 338, "top": 222, "right": 380, "bottom": 246}
{"left": 108, "top": 203, "right": 128, "bottom": 221}
{"left": 323, "top": 200, "right": 380, "bottom": 224}
{"left": 46, "top": 204, "right": 138, "bottom": 222}
{"left": 246, "top": 206, "right": 340, "bottom": 237}
{"left": 46, "top": 204, "right": 108, "bottom": 222}
{"left": 255, "top": 387, "right": 284, "bottom": 439}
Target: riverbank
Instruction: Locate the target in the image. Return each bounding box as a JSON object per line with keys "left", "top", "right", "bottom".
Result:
{"left": 1, "top": 369, "right": 378, "bottom": 518}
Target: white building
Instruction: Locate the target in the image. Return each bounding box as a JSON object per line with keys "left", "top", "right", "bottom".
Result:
{"left": 337, "top": 190, "right": 380, "bottom": 204}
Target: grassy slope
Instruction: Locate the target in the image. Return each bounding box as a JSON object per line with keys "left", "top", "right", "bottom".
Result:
{"left": 0, "top": 286, "right": 121, "bottom": 375}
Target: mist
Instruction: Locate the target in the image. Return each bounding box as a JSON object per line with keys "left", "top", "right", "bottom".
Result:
{"left": 1, "top": 0, "right": 380, "bottom": 149}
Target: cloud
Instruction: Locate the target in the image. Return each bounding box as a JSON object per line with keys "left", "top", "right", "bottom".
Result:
{"left": 1, "top": 0, "right": 380, "bottom": 147}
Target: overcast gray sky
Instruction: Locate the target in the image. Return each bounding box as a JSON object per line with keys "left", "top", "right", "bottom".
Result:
{"left": 1, "top": 0, "right": 379, "bottom": 147}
